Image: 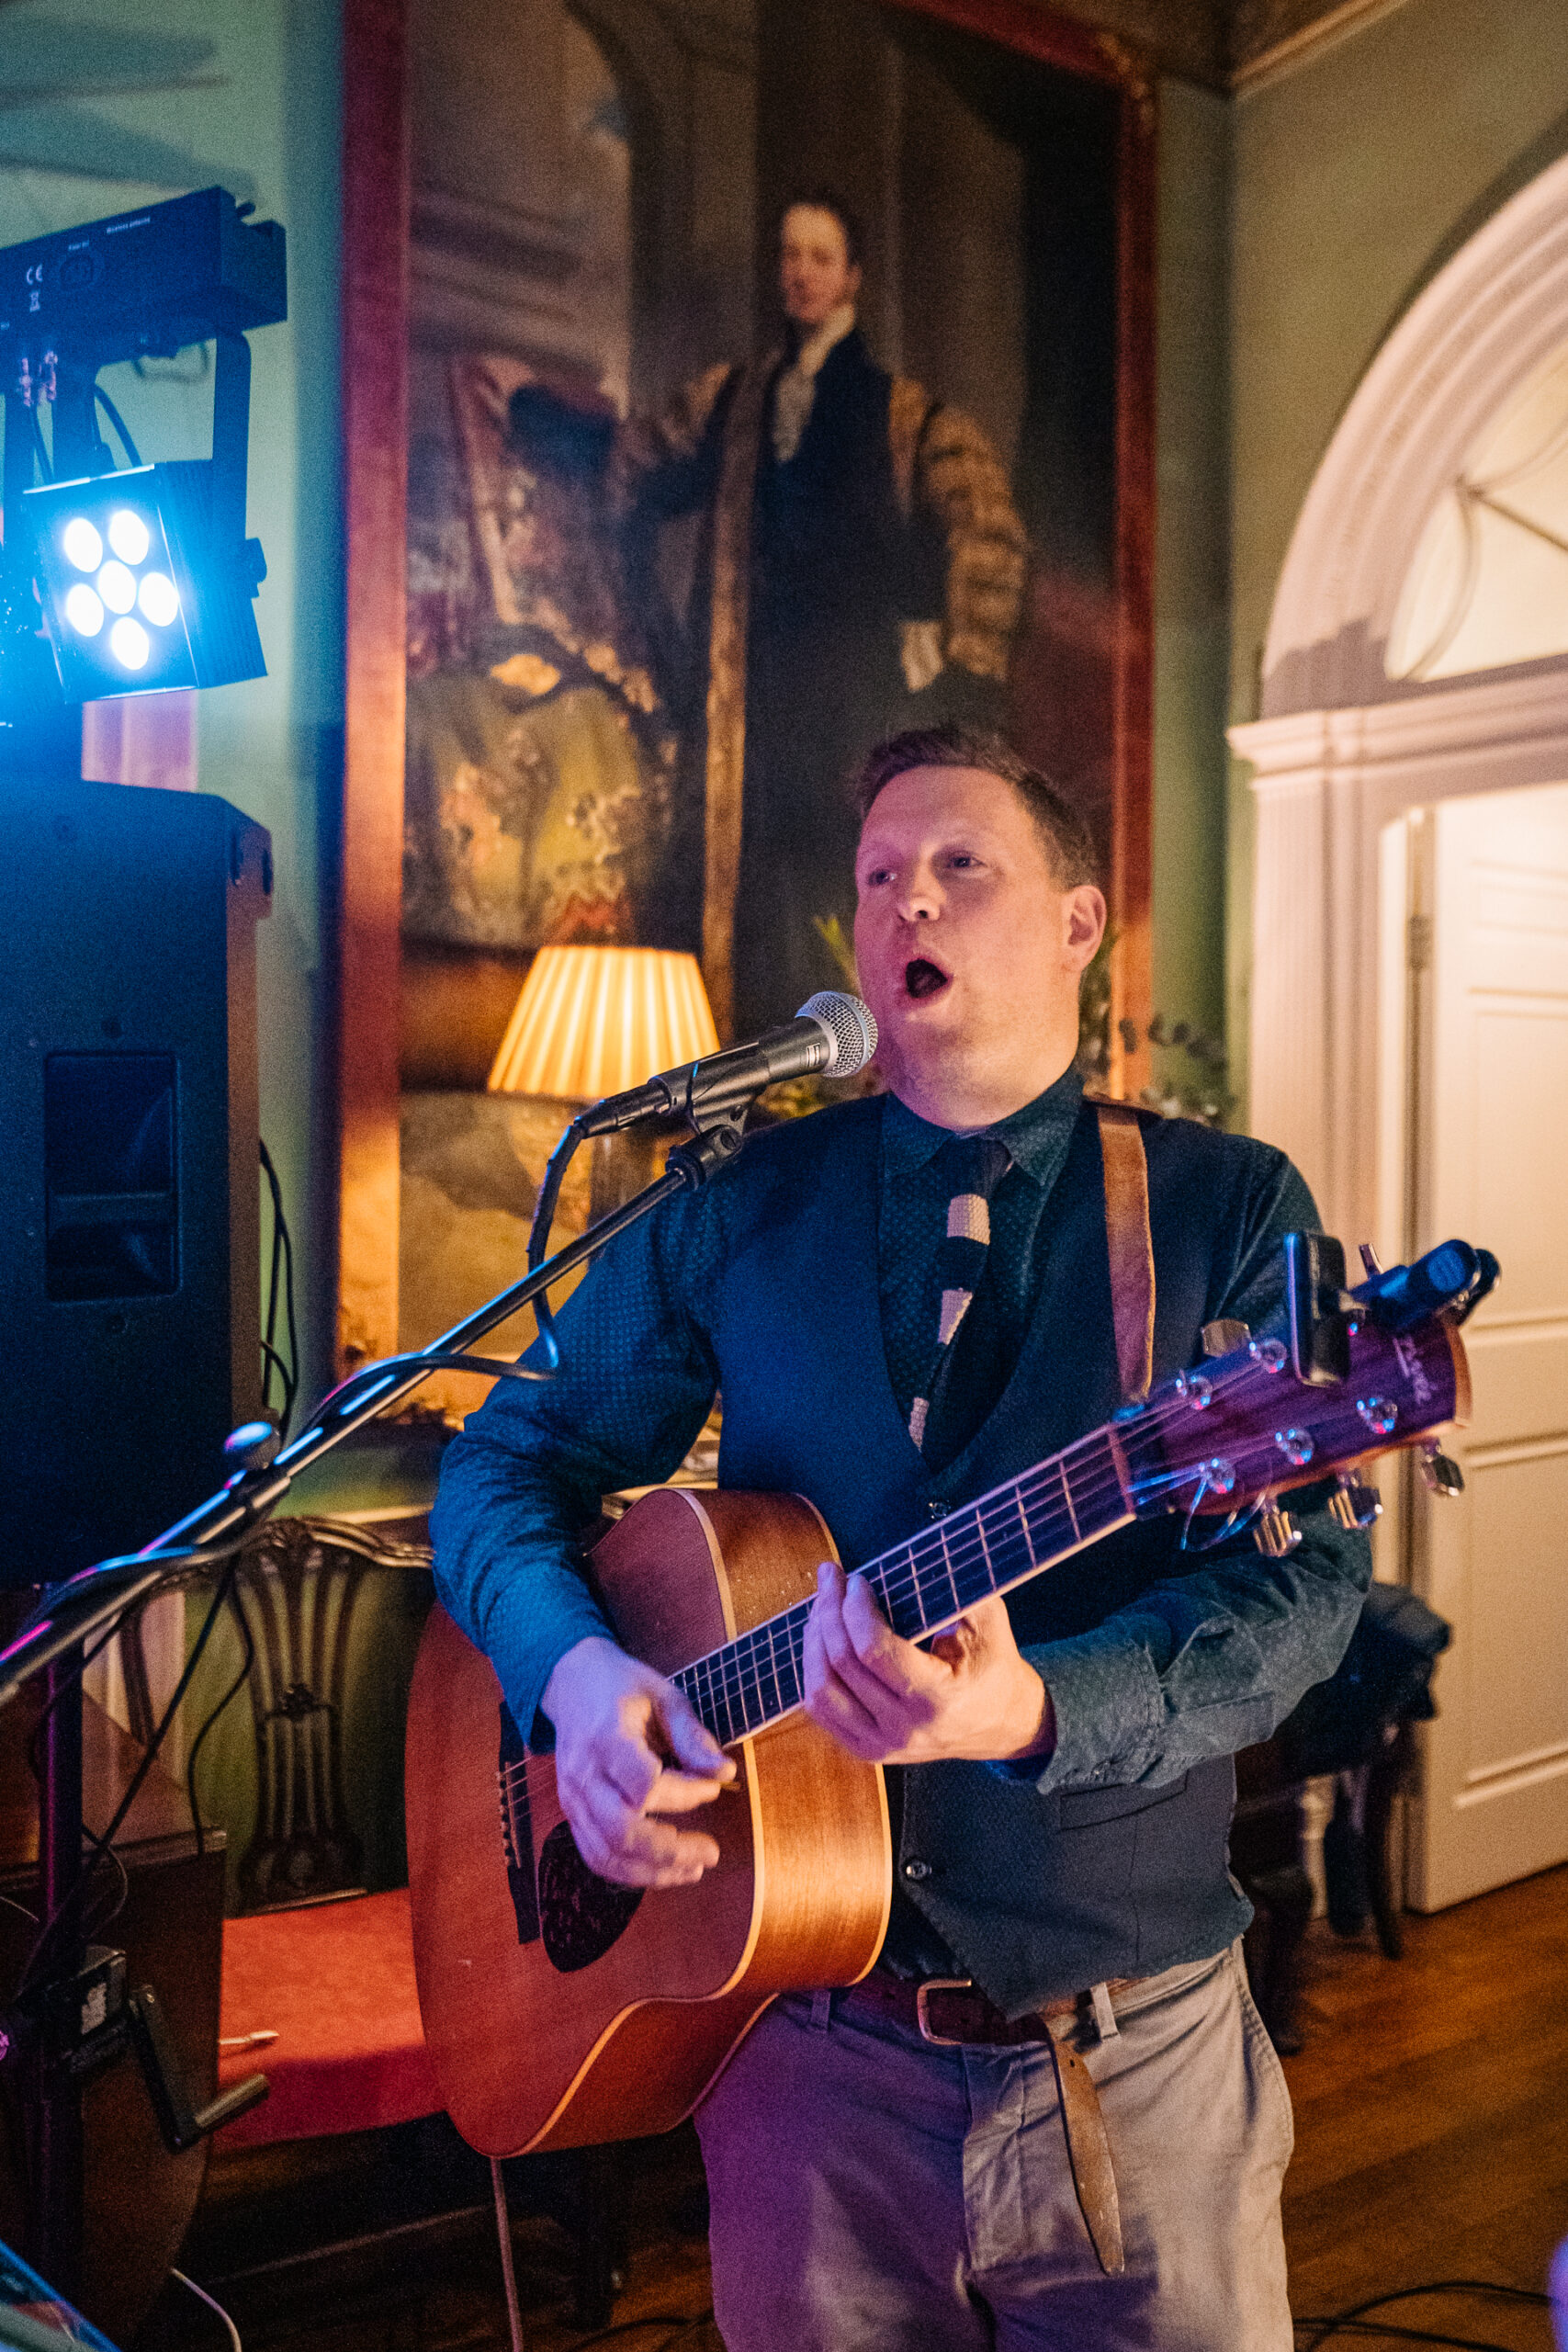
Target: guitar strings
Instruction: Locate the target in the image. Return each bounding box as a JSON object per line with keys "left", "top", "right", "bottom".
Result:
{"left": 592, "top": 1364, "right": 1376, "bottom": 1748}
{"left": 665, "top": 1347, "right": 1298, "bottom": 1722}
{"left": 506, "top": 1337, "right": 1426, "bottom": 1764}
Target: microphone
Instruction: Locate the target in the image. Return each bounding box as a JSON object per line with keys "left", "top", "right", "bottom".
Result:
{"left": 576, "top": 990, "right": 878, "bottom": 1136}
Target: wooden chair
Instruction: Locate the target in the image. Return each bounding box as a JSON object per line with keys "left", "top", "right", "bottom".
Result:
{"left": 192, "top": 1487, "right": 621, "bottom": 2337}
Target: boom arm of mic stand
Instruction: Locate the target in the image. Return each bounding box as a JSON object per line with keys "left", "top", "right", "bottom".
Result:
{"left": 0, "top": 1149, "right": 715, "bottom": 1710}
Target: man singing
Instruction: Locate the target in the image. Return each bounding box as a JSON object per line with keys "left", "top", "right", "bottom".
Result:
{"left": 432, "top": 724, "right": 1371, "bottom": 2349}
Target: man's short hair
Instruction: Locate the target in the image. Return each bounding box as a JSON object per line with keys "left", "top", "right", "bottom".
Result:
{"left": 780, "top": 188, "right": 865, "bottom": 272}
{"left": 852, "top": 725, "right": 1100, "bottom": 889}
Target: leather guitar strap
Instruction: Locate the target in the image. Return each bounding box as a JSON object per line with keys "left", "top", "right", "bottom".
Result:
{"left": 1024, "top": 1106, "right": 1155, "bottom": 2278}
{"left": 1097, "top": 1102, "right": 1155, "bottom": 1405}
{"left": 1041, "top": 2009, "right": 1126, "bottom": 2277}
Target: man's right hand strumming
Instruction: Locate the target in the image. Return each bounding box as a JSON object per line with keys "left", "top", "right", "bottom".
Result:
{"left": 542, "top": 1634, "right": 737, "bottom": 1888}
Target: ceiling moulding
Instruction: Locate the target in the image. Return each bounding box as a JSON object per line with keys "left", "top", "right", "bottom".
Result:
{"left": 1231, "top": 0, "right": 1417, "bottom": 93}
{"left": 1009, "top": 0, "right": 1227, "bottom": 91}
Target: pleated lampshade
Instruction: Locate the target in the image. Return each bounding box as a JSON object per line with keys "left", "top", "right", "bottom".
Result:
{"left": 487, "top": 944, "right": 720, "bottom": 1100}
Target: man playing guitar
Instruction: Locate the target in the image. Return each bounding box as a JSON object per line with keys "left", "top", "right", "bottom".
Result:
{"left": 432, "top": 726, "right": 1372, "bottom": 2348}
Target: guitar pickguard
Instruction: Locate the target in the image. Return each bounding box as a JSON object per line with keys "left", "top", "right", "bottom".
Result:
{"left": 537, "top": 1822, "right": 644, "bottom": 1971}
{"left": 497, "top": 1700, "right": 645, "bottom": 1967}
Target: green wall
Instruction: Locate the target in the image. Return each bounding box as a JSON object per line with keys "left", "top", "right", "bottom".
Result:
{"left": 1225, "top": 0, "right": 1568, "bottom": 1113}
{"left": 0, "top": 0, "right": 343, "bottom": 1405}
{"left": 1152, "top": 78, "right": 1232, "bottom": 1052}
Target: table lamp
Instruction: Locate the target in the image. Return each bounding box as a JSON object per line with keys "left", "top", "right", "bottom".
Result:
{"left": 488, "top": 944, "right": 720, "bottom": 1219}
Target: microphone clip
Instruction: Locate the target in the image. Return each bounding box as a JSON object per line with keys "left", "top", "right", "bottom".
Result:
{"left": 664, "top": 1116, "right": 748, "bottom": 1190}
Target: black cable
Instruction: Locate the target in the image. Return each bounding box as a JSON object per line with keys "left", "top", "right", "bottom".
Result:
{"left": 564, "top": 2315, "right": 715, "bottom": 2350}
{"left": 93, "top": 384, "right": 142, "bottom": 469}
{"left": 1295, "top": 2280, "right": 1551, "bottom": 2351}
{"left": 524, "top": 1116, "right": 582, "bottom": 1374}
{"left": 25, "top": 1602, "right": 156, "bottom": 1786}
{"left": 259, "top": 1141, "right": 299, "bottom": 1437}
{"left": 184, "top": 1579, "right": 256, "bottom": 1856}
{"left": 77, "top": 1835, "right": 130, "bottom": 1951}
{"left": 17, "top": 1551, "right": 251, "bottom": 1996}
{"left": 260, "top": 1339, "right": 295, "bottom": 1426}
{"left": 1296, "top": 2324, "right": 1529, "bottom": 2349}
{"left": 28, "top": 407, "right": 51, "bottom": 483}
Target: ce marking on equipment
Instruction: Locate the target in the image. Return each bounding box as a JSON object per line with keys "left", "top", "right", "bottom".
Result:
{"left": 26, "top": 263, "right": 42, "bottom": 312}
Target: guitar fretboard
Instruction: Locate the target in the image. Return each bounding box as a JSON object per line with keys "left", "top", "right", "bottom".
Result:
{"left": 671, "top": 1429, "right": 1132, "bottom": 1749}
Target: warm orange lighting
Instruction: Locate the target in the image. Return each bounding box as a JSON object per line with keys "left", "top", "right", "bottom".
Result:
{"left": 487, "top": 945, "right": 720, "bottom": 1100}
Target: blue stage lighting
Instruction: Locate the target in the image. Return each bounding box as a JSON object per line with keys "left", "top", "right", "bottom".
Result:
{"left": 0, "top": 188, "right": 286, "bottom": 744}
{"left": 26, "top": 460, "right": 266, "bottom": 700}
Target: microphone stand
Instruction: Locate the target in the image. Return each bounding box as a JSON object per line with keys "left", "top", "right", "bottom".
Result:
{"left": 0, "top": 1110, "right": 749, "bottom": 2301}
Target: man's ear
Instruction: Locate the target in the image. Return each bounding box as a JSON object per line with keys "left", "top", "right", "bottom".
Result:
{"left": 1064, "top": 885, "right": 1107, "bottom": 972}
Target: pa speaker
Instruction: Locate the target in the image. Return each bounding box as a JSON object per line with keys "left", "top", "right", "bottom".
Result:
{"left": 0, "top": 777, "right": 271, "bottom": 1584}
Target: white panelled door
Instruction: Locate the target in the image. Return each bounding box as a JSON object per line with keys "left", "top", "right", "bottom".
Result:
{"left": 1402, "top": 782, "right": 1568, "bottom": 1909}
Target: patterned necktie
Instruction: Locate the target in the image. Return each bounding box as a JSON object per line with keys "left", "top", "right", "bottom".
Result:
{"left": 908, "top": 1135, "right": 1013, "bottom": 1456}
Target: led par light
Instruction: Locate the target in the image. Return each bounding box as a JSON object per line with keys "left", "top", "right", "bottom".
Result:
{"left": 0, "top": 189, "right": 285, "bottom": 745}
{"left": 25, "top": 460, "right": 265, "bottom": 700}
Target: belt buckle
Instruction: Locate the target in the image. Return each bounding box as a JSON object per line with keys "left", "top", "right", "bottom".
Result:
{"left": 914, "top": 1977, "right": 975, "bottom": 2048}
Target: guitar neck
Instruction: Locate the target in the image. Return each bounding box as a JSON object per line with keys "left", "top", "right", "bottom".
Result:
{"left": 670, "top": 1429, "right": 1133, "bottom": 1750}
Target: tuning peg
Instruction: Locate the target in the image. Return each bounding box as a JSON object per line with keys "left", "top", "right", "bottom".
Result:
{"left": 1359, "top": 1242, "right": 1384, "bottom": 1277}
{"left": 1202, "top": 1318, "right": 1250, "bottom": 1357}
{"left": 1329, "top": 1473, "right": 1382, "bottom": 1531}
{"left": 1253, "top": 1505, "right": 1302, "bottom": 1558}
{"left": 1419, "top": 1442, "right": 1464, "bottom": 1498}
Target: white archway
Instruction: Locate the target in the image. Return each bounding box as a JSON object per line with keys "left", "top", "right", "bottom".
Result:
{"left": 1230, "top": 150, "right": 1568, "bottom": 1243}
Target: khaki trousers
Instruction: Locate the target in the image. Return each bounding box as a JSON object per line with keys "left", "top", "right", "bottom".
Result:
{"left": 694, "top": 1944, "right": 1293, "bottom": 2351}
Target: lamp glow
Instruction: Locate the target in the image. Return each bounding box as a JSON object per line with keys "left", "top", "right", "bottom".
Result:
{"left": 138, "top": 571, "right": 179, "bottom": 627}
{"left": 62, "top": 517, "right": 102, "bottom": 571}
{"left": 489, "top": 945, "right": 720, "bottom": 1100}
{"left": 96, "top": 561, "right": 136, "bottom": 615}
{"left": 63, "top": 584, "right": 104, "bottom": 637}
{"left": 109, "top": 616, "right": 151, "bottom": 671}
{"left": 107, "top": 508, "right": 152, "bottom": 565}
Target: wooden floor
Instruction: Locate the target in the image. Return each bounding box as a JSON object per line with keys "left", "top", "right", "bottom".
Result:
{"left": 1280, "top": 1863, "right": 1565, "bottom": 2351}
{"left": 148, "top": 1866, "right": 1567, "bottom": 2352}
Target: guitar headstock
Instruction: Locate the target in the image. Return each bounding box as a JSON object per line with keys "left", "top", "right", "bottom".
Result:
{"left": 1117, "top": 1235, "right": 1491, "bottom": 1542}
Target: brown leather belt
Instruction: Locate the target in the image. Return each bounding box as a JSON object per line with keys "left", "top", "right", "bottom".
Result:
{"left": 844, "top": 1970, "right": 1134, "bottom": 2276}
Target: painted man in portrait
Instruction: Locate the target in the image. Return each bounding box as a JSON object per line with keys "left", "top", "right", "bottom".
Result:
{"left": 615, "top": 193, "right": 1029, "bottom": 1037}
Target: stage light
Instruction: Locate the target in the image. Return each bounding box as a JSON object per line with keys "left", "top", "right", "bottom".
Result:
{"left": 0, "top": 187, "right": 286, "bottom": 729}
{"left": 139, "top": 572, "right": 179, "bottom": 628}
{"left": 62, "top": 518, "right": 102, "bottom": 571}
{"left": 97, "top": 560, "right": 135, "bottom": 614}
{"left": 63, "top": 585, "right": 103, "bottom": 636}
{"left": 107, "top": 509, "right": 151, "bottom": 566}
{"left": 110, "top": 617, "right": 150, "bottom": 670}
{"left": 26, "top": 461, "right": 265, "bottom": 699}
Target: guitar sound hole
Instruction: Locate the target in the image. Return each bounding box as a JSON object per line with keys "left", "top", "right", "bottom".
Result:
{"left": 537, "top": 1821, "right": 644, "bottom": 1971}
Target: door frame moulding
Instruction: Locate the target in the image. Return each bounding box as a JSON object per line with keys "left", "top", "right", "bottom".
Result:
{"left": 1231, "top": 149, "right": 1568, "bottom": 1248}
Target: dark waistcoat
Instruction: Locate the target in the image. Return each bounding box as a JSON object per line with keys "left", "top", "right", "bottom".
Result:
{"left": 708, "top": 1094, "right": 1251, "bottom": 2014}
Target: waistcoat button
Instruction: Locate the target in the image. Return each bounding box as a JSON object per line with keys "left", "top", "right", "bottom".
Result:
{"left": 903, "top": 1858, "right": 932, "bottom": 1882}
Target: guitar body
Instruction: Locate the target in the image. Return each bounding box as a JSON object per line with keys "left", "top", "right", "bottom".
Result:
{"left": 406, "top": 1487, "right": 890, "bottom": 2156}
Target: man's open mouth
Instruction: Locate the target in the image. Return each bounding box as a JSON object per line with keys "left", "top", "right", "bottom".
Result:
{"left": 904, "top": 956, "right": 950, "bottom": 1001}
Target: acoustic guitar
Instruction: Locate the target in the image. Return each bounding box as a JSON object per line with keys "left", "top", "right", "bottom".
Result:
{"left": 406, "top": 1250, "right": 1475, "bottom": 2158}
